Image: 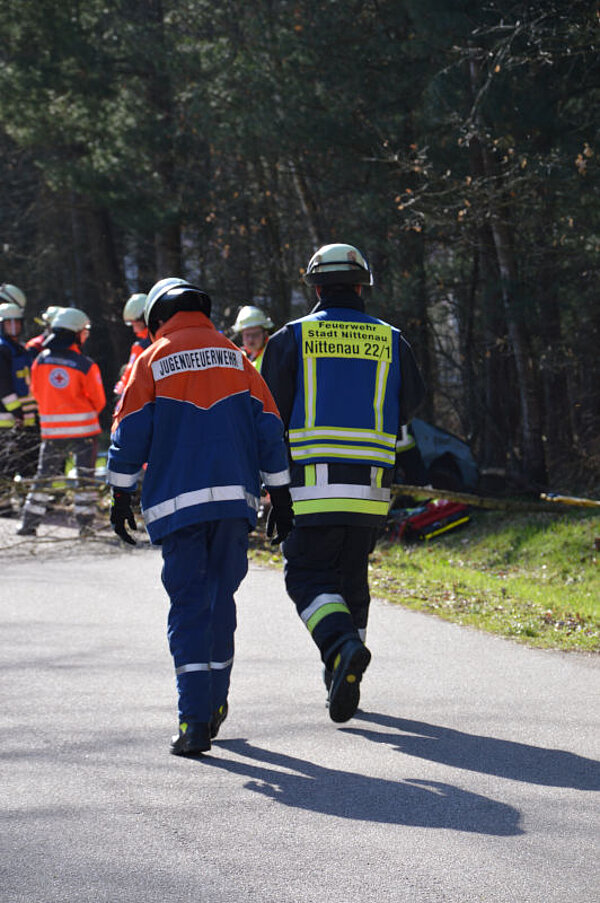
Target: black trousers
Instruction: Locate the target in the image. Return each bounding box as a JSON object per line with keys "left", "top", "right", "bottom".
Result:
{"left": 282, "top": 524, "right": 377, "bottom": 668}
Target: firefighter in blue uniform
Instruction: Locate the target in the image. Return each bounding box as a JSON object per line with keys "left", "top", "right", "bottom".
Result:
{"left": 0, "top": 300, "right": 39, "bottom": 515}
{"left": 107, "top": 278, "right": 293, "bottom": 756}
{"left": 261, "top": 243, "right": 425, "bottom": 723}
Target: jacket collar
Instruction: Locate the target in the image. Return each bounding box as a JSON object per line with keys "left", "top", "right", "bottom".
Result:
{"left": 310, "top": 288, "right": 365, "bottom": 314}
{"left": 156, "top": 310, "right": 214, "bottom": 339}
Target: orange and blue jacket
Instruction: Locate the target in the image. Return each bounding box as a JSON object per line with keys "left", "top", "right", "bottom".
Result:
{"left": 114, "top": 329, "right": 151, "bottom": 395}
{"left": 32, "top": 338, "right": 106, "bottom": 440}
{"left": 107, "top": 310, "right": 290, "bottom": 543}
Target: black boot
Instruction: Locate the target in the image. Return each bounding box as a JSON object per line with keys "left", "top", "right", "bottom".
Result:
{"left": 328, "top": 638, "right": 371, "bottom": 723}
{"left": 170, "top": 721, "right": 211, "bottom": 756}
{"left": 209, "top": 701, "right": 228, "bottom": 739}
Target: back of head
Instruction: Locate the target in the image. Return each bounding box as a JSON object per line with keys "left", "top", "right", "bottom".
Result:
{"left": 145, "top": 277, "right": 212, "bottom": 335}
{"left": 41, "top": 305, "right": 66, "bottom": 326}
{"left": 122, "top": 293, "right": 148, "bottom": 324}
{"left": 303, "top": 243, "right": 373, "bottom": 289}
{"left": 46, "top": 308, "right": 90, "bottom": 349}
{"left": 51, "top": 307, "right": 91, "bottom": 333}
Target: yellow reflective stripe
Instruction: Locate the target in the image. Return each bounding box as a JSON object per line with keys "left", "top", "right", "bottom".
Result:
{"left": 292, "top": 445, "right": 396, "bottom": 465}
{"left": 304, "top": 464, "right": 316, "bottom": 486}
{"left": 290, "top": 426, "right": 396, "bottom": 446}
{"left": 372, "top": 467, "right": 384, "bottom": 488}
{"left": 422, "top": 516, "right": 470, "bottom": 540}
{"left": 4, "top": 398, "right": 21, "bottom": 412}
{"left": 306, "top": 602, "right": 351, "bottom": 634}
{"left": 373, "top": 360, "right": 389, "bottom": 433}
{"left": 293, "top": 497, "right": 390, "bottom": 516}
{"left": 303, "top": 355, "right": 316, "bottom": 428}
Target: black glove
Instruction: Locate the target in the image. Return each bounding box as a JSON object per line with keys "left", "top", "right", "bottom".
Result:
{"left": 110, "top": 488, "right": 137, "bottom": 545}
{"left": 266, "top": 485, "right": 294, "bottom": 545}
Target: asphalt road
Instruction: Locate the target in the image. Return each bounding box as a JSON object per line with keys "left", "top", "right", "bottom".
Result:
{"left": 1, "top": 534, "right": 599, "bottom": 903}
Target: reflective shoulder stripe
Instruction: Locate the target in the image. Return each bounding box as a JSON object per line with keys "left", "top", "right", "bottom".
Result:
{"left": 143, "top": 485, "right": 259, "bottom": 525}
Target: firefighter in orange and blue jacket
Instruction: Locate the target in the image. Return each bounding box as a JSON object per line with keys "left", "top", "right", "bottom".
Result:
{"left": 0, "top": 300, "right": 39, "bottom": 515}
{"left": 261, "top": 243, "right": 425, "bottom": 724}
{"left": 107, "top": 279, "right": 293, "bottom": 757}
{"left": 18, "top": 307, "right": 106, "bottom": 537}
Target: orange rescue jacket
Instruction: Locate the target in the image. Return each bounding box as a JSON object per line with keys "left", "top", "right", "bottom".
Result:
{"left": 32, "top": 342, "right": 106, "bottom": 440}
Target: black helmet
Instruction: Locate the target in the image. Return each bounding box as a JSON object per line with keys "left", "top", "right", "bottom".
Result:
{"left": 145, "top": 278, "right": 212, "bottom": 334}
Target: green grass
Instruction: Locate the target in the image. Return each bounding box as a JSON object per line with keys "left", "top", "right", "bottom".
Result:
{"left": 250, "top": 508, "right": 600, "bottom": 653}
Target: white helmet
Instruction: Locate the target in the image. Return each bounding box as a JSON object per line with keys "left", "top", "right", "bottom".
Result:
{"left": 41, "top": 305, "right": 66, "bottom": 325}
{"left": 303, "top": 243, "right": 373, "bottom": 287}
{"left": 0, "top": 283, "right": 26, "bottom": 309}
{"left": 232, "top": 305, "right": 274, "bottom": 333}
{"left": 123, "top": 293, "right": 148, "bottom": 324}
{"left": 51, "top": 307, "right": 91, "bottom": 333}
{"left": 0, "top": 302, "right": 25, "bottom": 321}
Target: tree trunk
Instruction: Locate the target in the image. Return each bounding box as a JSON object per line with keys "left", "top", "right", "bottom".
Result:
{"left": 469, "top": 56, "right": 547, "bottom": 487}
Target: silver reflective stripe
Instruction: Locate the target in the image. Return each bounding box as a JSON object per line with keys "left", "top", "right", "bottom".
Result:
{"left": 2, "top": 392, "right": 18, "bottom": 406}
{"left": 41, "top": 424, "right": 98, "bottom": 437}
{"left": 25, "top": 503, "right": 45, "bottom": 515}
{"left": 290, "top": 426, "right": 396, "bottom": 445}
{"left": 107, "top": 469, "right": 143, "bottom": 488}
{"left": 315, "top": 463, "right": 328, "bottom": 485}
{"left": 260, "top": 468, "right": 291, "bottom": 487}
{"left": 292, "top": 444, "right": 396, "bottom": 464}
{"left": 291, "top": 484, "right": 390, "bottom": 502}
{"left": 358, "top": 628, "right": 367, "bottom": 642}
{"left": 300, "top": 593, "right": 346, "bottom": 626}
{"left": 396, "top": 424, "right": 415, "bottom": 451}
{"left": 40, "top": 411, "right": 98, "bottom": 423}
{"left": 175, "top": 656, "right": 234, "bottom": 676}
{"left": 176, "top": 662, "right": 209, "bottom": 674}
{"left": 144, "top": 485, "right": 259, "bottom": 525}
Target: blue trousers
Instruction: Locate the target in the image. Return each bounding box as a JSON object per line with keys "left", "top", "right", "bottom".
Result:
{"left": 161, "top": 519, "right": 249, "bottom": 723}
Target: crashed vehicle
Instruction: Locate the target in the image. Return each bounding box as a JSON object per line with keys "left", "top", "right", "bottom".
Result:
{"left": 396, "top": 418, "right": 479, "bottom": 492}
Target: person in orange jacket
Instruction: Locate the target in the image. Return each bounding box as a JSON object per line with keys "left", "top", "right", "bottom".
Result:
{"left": 17, "top": 307, "right": 106, "bottom": 537}
{"left": 113, "top": 293, "right": 150, "bottom": 398}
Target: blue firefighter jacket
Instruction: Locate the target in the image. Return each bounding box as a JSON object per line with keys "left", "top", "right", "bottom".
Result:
{"left": 261, "top": 289, "right": 425, "bottom": 527}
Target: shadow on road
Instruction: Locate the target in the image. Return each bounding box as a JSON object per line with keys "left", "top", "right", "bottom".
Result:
{"left": 204, "top": 738, "right": 523, "bottom": 835}
{"left": 343, "top": 712, "right": 600, "bottom": 791}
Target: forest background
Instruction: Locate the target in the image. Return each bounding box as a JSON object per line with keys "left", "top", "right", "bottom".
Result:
{"left": 1, "top": 0, "right": 598, "bottom": 494}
